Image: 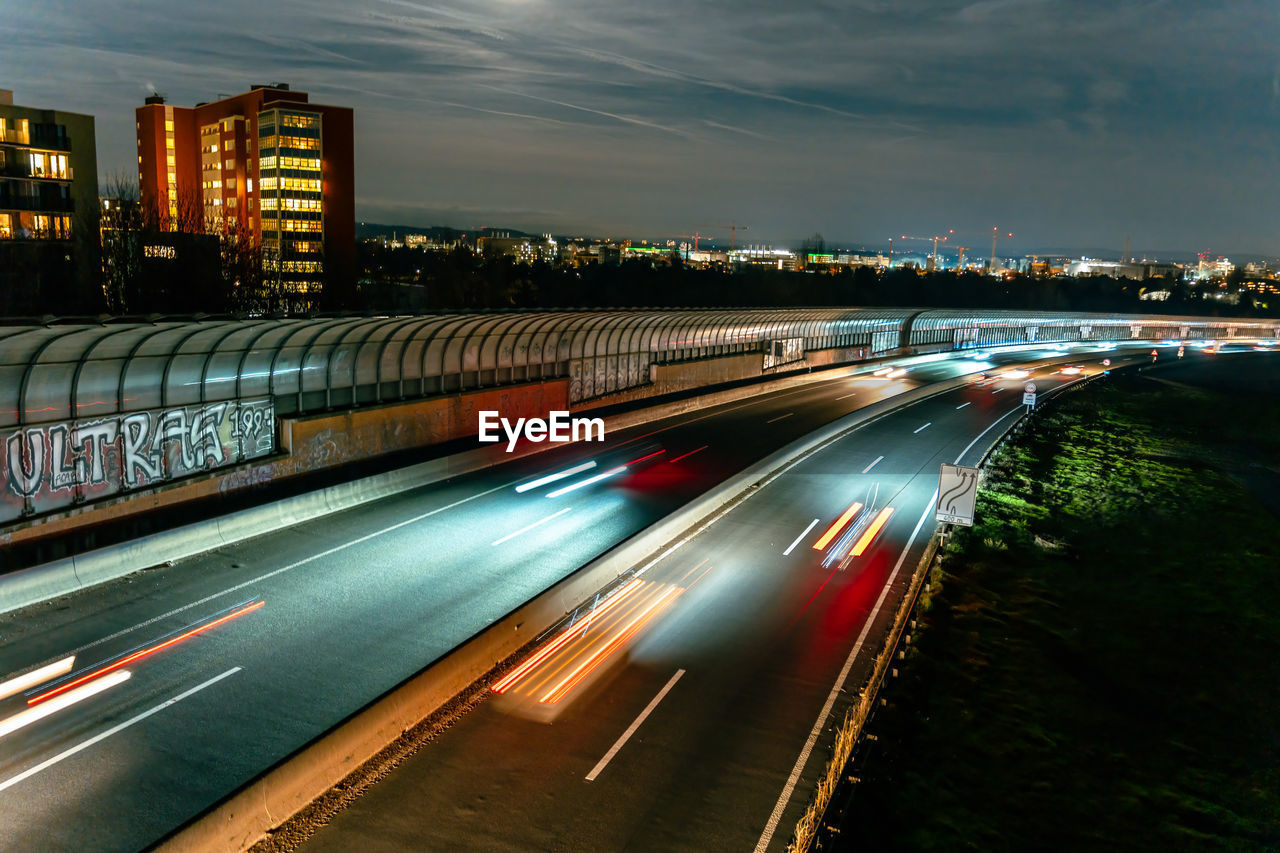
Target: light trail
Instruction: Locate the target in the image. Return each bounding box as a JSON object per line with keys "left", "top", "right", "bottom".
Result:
{"left": 0, "top": 657, "right": 74, "bottom": 702}
{"left": 545, "top": 465, "right": 627, "bottom": 497}
{"left": 667, "top": 445, "right": 708, "bottom": 463}
{"left": 811, "top": 502, "right": 864, "bottom": 551}
{"left": 849, "top": 507, "right": 895, "bottom": 557}
{"left": 540, "top": 586, "right": 683, "bottom": 704}
{"left": 0, "top": 671, "right": 131, "bottom": 739}
{"left": 623, "top": 449, "right": 666, "bottom": 466}
{"left": 514, "top": 461, "right": 597, "bottom": 493}
{"left": 490, "top": 507, "right": 573, "bottom": 546}
{"left": 27, "top": 601, "right": 263, "bottom": 707}
{"left": 491, "top": 580, "right": 644, "bottom": 694}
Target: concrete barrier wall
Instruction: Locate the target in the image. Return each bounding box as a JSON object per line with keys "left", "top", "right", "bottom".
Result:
{"left": 154, "top": 367, "right": 978, "bottom": 853}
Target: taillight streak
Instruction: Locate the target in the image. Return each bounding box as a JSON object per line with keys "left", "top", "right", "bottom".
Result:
{"left": 27, "top": 600, "right": 264, "bottom": 707}
{"left": 491, "top": 580, "right": 643, "bottom": 694}
{"left": 539, "top": 586, "right": 683, "bottom": 704}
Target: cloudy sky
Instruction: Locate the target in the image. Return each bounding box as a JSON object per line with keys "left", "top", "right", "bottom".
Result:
{"left": 9, "top": 0, "right": 1277, "bottom": 256}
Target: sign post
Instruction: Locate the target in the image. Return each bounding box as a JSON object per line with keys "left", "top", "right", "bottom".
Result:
{"left": 1022, "top": 381, "right": 1037, "bottom": 408}
{"left": 936, "top": 463, "right": 980, "bottom": 526}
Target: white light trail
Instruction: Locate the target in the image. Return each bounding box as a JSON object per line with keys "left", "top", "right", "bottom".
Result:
{"left": 0, "top": 657, "right": 74, "bottom": 702}
{"left": 0, "top": 670, "right": 131, "bottom": 740}
{"left": 545, "top": 465, "right": 627, "bottom": 498}
{"left": 514, "top": 461, "right": 597, "bottom": 493}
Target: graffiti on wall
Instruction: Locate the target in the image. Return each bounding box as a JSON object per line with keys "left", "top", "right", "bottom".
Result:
{"left": 1, "top": 398, "right": 274, "bottom": 519}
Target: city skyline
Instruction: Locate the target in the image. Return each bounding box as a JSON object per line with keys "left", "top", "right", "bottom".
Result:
{"left": 8, "top": 0, "right": 1277, "bottom": 255}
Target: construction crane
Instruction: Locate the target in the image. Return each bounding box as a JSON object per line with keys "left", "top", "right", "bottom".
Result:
{"left": 899, "top": 231, "right": 953, "bottom": 268}
{"left": 941, "top": 244, "right": 971, "bottom": 270}
{"left": 674, "top": 233, "right": 705, "bottom": 256}
{"left": 989, "top": 227, "right": 1012, "bottom": 272}
{"left": 698, "top": 221, "right": 749, "bottom": 251}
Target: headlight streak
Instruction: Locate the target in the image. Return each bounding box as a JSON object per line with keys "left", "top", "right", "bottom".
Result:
{"left": 545, "top": 465, "right": 627, "bottom": 498}
{"left": 0, "top": 670, "right": 131, "bottom": 739}
{"left": 539, "top": 586, "right": 683, "bottom": 705}
{"left": 490, "top": 579, "right": 644, "bottom": 694}
{"left": 812, "top": 502, "right": 864, "bottom": 551}
{"left": 514, "top": 461, "right": 597, "bottom": 493}
{"left": 0, "top": 657, "right": 75, "bottom": 702}
{"left": 886, "top": 368, "right": 908, "bottom": 378}
{"left": 1000, "top": 369, "right": 1030, "bottom": 379}
{"left": 26, "top": 600, "right": 264, "bottom": 707}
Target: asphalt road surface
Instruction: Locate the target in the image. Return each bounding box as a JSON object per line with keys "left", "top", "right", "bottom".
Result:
{"left": 0, "top": 343, "right": 1152, "bottom": 852}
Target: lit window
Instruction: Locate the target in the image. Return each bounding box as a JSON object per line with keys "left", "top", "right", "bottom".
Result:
{"left": 164, "top": 120, "right": 174, "bottom": 132}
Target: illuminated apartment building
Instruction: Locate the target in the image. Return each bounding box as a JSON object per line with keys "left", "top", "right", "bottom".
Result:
{"left": 0, "top": 88, "right": 99, "bottom": 313}
{"left": 136, "top": 83, "right": 353, "bottom": 300}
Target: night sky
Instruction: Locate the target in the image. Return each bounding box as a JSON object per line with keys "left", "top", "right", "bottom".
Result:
{"left": 9, "top": 0, "right": 1276, "bottom": 256}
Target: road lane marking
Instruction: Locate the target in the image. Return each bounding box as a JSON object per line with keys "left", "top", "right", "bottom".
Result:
{"left": 765, "top": 413, "right": 794, "bottom": 424}
{"left": 835, "top": 392, "right": 857, "bottom": 401}
{"left": 991, "top": 387, "right": 1004, "bottom": 393}
{"left": 954, "top": 404, "right": 1023, "bottom": 465}
{"left": 783, "top": 519, "right": 820, "bottom": 556}
{"left": 0, "top": 667, "right": 241, "bottom": 793}
{"left": 668, "top": 445, "right": 708, "bottom": 464}
{"left": 955, "top": 402, "right": 971, "bottom": 410}
{"left": 754, "top": 492, "right": 938, "bottom": 853}
{"left": 585, "top": 669, "right": 686, "bottom": 782}
{"left": 47, "top": 480, "right": 522, "bottom": 666}
{"left": 491, "top": 507, "right": 573, "bottom": 546}
{"left": 913, "top": 422, "right": 932, "bottom": 434}
{"left": 862, "top": 456, "right": 883, "bottom": 474}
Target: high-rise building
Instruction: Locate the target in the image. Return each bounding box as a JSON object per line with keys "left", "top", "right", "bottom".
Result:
{"left": 0, "top": 88, "right": 99, "bottom": 314}
{"left": 136, "top": 83, "right": 354, "bottom": 303}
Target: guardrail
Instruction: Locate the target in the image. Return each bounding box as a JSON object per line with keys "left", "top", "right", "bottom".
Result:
{"left": 787, "top": 360, "right": 1131, "bottom": 852}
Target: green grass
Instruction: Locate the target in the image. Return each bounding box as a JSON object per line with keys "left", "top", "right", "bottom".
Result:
{"left": 841, "top": 371, "right": 1280, "bottom": 852}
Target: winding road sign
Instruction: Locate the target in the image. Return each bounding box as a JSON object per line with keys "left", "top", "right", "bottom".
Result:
{"left": 936, "top": 463, "right": 980, "bottom": 526}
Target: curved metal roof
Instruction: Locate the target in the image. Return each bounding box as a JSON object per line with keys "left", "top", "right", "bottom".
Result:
{"left": 1, "top": 308, "right": 1275, "bottom": 429}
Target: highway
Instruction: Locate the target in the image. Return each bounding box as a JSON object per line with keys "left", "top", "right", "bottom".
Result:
{"left": 0, "top": 344, "right": 1138, "bottom": 852}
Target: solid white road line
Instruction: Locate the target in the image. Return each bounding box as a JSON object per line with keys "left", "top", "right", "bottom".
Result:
{"left": 491, "top": 507, "right": 573, "bottom": 546}
{"left": 754, "top": 492, "right": 938, "bottom": 853}
{"left": 913, "top": 422, "right": 932, "bottom": 434}
{"left": 765, "top": 413, "right": 794, "bottom": 424}
{"left": 955, "top": 402, "right": 971, "bottom": 410}
{"left": 783, "top": 519, "right": 820, "bottom": 556}
{"left": 0, "top": 657, "right": 75, "bottom": 702}
{"left": 585, "top": 669, "right": 685, "bottom": 782}
{"left": 954, "top": 404, "right": 1023, "bottom": 465}
{"left": 861, "top": 456, "right": 883, "bottom": 474}
{"left": 0, "top": 667, "right": 241, "bottom": 793}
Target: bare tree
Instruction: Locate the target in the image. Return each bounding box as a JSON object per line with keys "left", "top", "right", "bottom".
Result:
{"left": 98, "top": 170, "right": 143, "bottom": 314}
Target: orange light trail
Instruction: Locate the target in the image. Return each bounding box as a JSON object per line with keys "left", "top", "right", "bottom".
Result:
{"left": 812, "top": 502, "right": 864, "bottom": 551}
{"left": 491, "top": 580, "right": 644, "bottom": 694}
{"left": 540, "top": 586, "right": 682, "bottom": 704}
{"left": 27, "top": 600, "right": 264, "bottom": 707}
{"left": 850, "top": 507, "right": 895, "bottom": 556}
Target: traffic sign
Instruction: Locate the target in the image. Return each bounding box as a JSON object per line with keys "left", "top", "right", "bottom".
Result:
{"left": 1024, "top": 382, "right": 1037, "bottom": 394}
{"left": 1022, "top": 391, "right": 1037, "bottom": 406}
{"left": 936, "top": 463, "right": 980, "bottom": 526}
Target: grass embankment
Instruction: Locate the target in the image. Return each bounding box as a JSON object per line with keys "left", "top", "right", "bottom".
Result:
{"left": 841, "top": 366, "right": 1280, "bottom": 851}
